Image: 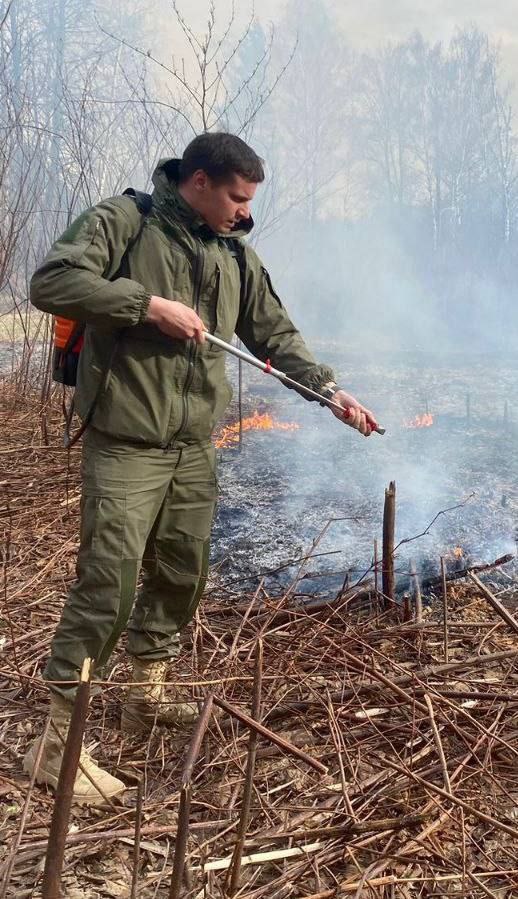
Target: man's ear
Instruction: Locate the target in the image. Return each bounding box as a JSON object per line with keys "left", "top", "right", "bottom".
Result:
{"left": 192, "top": 169, "right": 208, "bottom": 192}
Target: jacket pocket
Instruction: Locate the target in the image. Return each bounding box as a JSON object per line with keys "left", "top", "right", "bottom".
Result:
{"left": 55, "top": 213, "right": 101, "bottom": 268}
{"left": 211, "top": 263, "right": 239, "bottom": 343}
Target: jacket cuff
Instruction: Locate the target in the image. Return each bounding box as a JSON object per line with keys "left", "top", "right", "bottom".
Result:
{"left": 299, "top": 365, "right": 336, "bottom": 396}
{"left": 137, "top": 292, "right": 152, "bottom": 324}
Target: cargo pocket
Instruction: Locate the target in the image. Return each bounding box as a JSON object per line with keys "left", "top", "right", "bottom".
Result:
{"left": 80, "top": 493, "right": 127, "bottom": 559}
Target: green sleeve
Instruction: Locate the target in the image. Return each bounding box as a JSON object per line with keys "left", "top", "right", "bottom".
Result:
{"left": 30, "top": 198, "right": 151, "bottom": 329}
{"left": 235, "top": 245, "right": 335, "bottom": 398}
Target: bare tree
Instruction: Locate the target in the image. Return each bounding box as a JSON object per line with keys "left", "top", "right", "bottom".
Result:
{"left": 354, "top": 38, "right": 420, "bottom": 211}
{"left": 98, "top": 0, "right": 292, "bottom": 140}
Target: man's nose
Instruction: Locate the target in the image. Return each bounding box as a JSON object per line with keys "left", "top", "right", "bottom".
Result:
{"left": 237, "top": 204, "right": 249, "bottom": 220}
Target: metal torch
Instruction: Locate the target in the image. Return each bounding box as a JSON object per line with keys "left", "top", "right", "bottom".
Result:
{"left": 203, "top": 332, "right": 386, "bottom": 436}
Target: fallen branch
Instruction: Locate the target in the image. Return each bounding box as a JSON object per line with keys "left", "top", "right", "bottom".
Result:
{"left": 302, "top": 869, "right": 518, "bottom": 897}
{"left": 213, "top": 695, "right": 328, "bottom": 775}
{"left": 199, "top": 840, "right": 324, "bottom": 872}
{"left": 383, "top": 757, "right": 518, "bottom": 840}
{"left": 468, "top": 572, "right": 518, "bottom": 636}
{"left": 268, "top": 648, "right": 518, "bottom": 720}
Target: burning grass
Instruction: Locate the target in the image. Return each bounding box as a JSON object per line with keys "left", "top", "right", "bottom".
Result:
{"left": 403, "top": 413, "right": 434, "bottom": 429}
{"left": 214, "top": 410, "right": 300, "bottom": 449}
{"left": 1, "top": 383, "right": 518, "bottom": 898}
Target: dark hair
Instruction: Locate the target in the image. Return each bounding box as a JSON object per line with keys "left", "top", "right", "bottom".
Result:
{"left": 178, "top": 132, "right": 265, "bottom": 184}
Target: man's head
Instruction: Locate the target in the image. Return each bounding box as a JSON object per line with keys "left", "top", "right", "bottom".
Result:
{"left": 177, "top": 132, "right": 265, "bottom": 234}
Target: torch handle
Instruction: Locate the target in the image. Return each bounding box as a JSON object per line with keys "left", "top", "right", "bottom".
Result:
{"left": 203, "top": 332, "right": 386, "bottom": 436}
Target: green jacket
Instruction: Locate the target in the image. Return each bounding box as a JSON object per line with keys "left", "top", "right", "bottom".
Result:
{"left": 30, "top": 158, "right": 335, "bottom": 447}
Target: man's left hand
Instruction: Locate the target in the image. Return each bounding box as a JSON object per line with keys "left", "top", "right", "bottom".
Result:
{"left": 331, "top": 390, "right": 377, "bottom": 437}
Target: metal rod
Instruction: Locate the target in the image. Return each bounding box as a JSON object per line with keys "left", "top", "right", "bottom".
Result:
{"left": 204, "top": 332, "right": 386, "bottom": 435}
{"left": 238, "top": 355, "right": 243, "bottom": 452}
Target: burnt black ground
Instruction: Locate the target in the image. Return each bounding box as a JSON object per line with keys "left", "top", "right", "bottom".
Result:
{"left": 210, "top": 348, "right": 518, "bottom": 596}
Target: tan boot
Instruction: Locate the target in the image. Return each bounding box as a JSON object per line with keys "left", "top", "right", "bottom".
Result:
{"left": 23, "top": 695, "right": 126, "bottom": 806}
{"left": 121, "top": 658, "right": 198, "bottom": 735}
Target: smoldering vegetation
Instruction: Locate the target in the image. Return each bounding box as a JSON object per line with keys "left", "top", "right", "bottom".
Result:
{"left": 0, "top": 0, "right": 517, "bottom": 589}
{"left": 2, "top": 4, "right": 518, "bottom": 897}
{"left": 212, "top": 349, "right": 518, "bottom": 593}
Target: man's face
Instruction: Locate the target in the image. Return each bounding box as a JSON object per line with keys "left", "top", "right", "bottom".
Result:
{"left": 192, "top": 171, "right": 257, "bottom": 233}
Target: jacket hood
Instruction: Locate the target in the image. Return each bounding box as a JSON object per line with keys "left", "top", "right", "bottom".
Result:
{"left": 151, "top": 157, "right": 254, "bottom": 239}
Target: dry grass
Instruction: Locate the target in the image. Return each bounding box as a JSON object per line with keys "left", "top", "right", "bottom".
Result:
{"left": 0, "top": 383, "right": 517, "bottom": 898}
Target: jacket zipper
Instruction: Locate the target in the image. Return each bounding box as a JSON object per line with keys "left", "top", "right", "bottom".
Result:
{"left": 164, "top": 239, "right": 204, "bottom": 451}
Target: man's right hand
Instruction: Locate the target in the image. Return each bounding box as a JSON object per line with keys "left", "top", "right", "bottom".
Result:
{"left": 147, "top": 296, "right": 205, "bottom": 344}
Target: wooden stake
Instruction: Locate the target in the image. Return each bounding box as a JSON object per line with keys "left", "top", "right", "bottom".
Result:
{"left": 441, "top": 556, "right": 449, "bottom": 661}
{"left": 168, "top": 785, "right": 191, "bottom": 899}
{"left": 382, "top": 481, "right": 396, "bottom": 608}
{"left": 373, "top": 538, "right": 379, "bottom": 612}
{"left": 410, "top": 560, "right": 423, "bottom": 625}
{"left": 42, "top": 658, "right": 93, "bottom": 899}
{"left": 168, "top": 694, "right": 214, "bottom": 899}
{"left": 226, "top": 638, "right": 263, "bottom": 895}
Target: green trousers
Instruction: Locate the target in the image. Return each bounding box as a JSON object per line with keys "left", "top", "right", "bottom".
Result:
{"left": 44, "top": 428, "right": 218, "bottom": 700}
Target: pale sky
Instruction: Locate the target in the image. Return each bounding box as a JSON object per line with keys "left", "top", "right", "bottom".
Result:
{"left": 330, "top": 1, "right": 518, "bottom": 78}
{"left": 156, "top": 1, "right": 518, "bottom": 83}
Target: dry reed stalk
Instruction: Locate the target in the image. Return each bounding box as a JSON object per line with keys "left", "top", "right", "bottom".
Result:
{"left": 2, "top": 385, "right": 518, "bottom": 898}
{"left": 225, "top": 638, "right": 263, "bottom": 895}
{"left": 42, "top": 658, "right": 93, "bottom": 899}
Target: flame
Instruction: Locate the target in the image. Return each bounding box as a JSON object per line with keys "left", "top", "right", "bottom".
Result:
{"left": 444, "top": 546, "right": 465, "bottom": 562}
{"left": 404, "top": 413, "right": 434, "bottom": 429}
{"left": 214, "top": 411, "right": 300, "bottom": 448}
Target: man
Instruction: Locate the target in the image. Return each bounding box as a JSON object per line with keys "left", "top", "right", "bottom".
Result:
{"left": 25, "top": 132, "right": 378, "bottom": 804}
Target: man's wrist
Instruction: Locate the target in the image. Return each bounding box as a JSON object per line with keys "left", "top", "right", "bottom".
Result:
{"left": 139, "top": 293, "right": 153, "bottom": 324}
{"left": 146, "top": 295, "right": 163, "bottom": 325}
{"left": 320, "top": 380, "right": 339, "bottom": 400}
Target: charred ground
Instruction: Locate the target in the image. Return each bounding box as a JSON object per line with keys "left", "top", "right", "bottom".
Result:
{"left": 1, "top": 352, "right": 518, "bottom": 898}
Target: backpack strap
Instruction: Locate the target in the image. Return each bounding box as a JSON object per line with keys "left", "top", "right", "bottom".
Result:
{"left": 122, "top": 188, "right": 153, "bottom": 215}
{"left": 114, "top": 190, "right": 153, "bottom": 275}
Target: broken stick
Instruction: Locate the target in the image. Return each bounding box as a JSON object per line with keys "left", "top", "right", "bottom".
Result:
{"left": 468, "top": 573, "right": 518, "bottom": 637}
{"left": 213, "top": 695, "right": 327, "bottom": 775}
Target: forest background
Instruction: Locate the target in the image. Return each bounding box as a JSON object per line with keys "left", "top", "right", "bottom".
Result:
{"left": 2, "top": 0, "right": 518, "bottom": 386}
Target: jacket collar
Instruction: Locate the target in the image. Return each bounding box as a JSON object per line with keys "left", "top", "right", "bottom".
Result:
{"left": 151, "top": 157, "right": 254, "bottom": 239}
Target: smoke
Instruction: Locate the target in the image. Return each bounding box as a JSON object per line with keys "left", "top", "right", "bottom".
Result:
{"left": 4, "top": 0, "right": 517, "bottom": 587}
{"left": 215, "top": 349, "right": 518, "bottom": 591}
